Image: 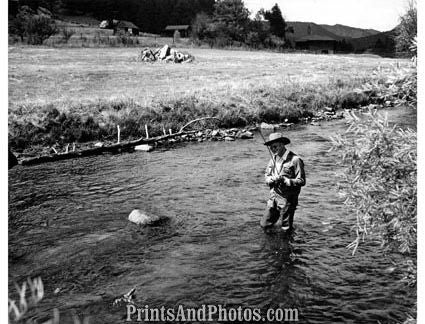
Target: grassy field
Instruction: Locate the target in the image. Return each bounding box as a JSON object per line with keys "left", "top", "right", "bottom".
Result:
{"left": 8, "top": 46, "right": 412, "bottom": 153}
{"left": 9, "top": 46, "right": 408, "bottom": 107}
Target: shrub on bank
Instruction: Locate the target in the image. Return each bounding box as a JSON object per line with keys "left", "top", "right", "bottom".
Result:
{"left": 330, "top": 62, "right": 417, "bottom": 281}
{"left": 330, "top": 64, "right": 417, "bottom": 323}
{"left": 331, "top": 110, "right": 416, "bottom": 259}
{"left": 330, "top": 109, "right": 417, "bottom": 324}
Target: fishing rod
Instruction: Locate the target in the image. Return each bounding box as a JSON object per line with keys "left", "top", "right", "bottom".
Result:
{"left": 258, "top": 129, "right": 277, "bottom": 173}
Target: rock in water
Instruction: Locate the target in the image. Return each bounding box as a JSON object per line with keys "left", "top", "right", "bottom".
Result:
{"left": 128, "top": 209, "right": 161, "bottom": 226}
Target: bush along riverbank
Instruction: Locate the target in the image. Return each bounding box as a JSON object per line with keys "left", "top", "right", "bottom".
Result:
{"left": 8, "top": 65, "right": 416, "bottom": 162}
{"left": 330, "top": 65, "right": 416, "bottom": 322}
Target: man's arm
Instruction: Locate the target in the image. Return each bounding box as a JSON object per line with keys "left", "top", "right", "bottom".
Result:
{"left": 265, "top": 158, "right": 275, "bottom": 185}
{"left": 288, "top": 156, "right": 306, "bottom": 187}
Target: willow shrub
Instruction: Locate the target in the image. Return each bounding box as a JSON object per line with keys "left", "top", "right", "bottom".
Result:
{"left": 330, "top": 110, "right": 416, "bottom": 283}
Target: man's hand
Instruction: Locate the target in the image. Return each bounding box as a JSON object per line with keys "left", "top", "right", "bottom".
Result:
{"left": 281, "top": 176, "right": 291, "bottom": 186}
{"left": 266, "top": 175, "right": 291, "bottom": 187}
{"left": 266, "top": 176, "right": 276, "bottom": 186}
{"left": 271, "top": 175, "right": 291, "bottom": 186}
{"left": 271, "top": 175, "right": 280, "bottom": 183}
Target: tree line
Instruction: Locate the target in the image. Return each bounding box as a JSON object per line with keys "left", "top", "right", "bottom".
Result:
{"left": 9, "top": 0, "right": 416, "bottom": 56}
{"left": 10, "top": 0, "right": 290, "bottom": 48}
{"left": 191, "top": 1, "right": 289, "bottom": 49}
{"left": 11, "top": 0, "right": 216, "bottom": 34}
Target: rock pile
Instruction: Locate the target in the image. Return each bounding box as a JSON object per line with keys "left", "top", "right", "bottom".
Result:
{"left": 138, "top": 44, "right": 194, "bottom": 63}
{"left": 167, "top": 128, "right": 255, "bottom": 144}
{"left": 309, "top": 107, "right": 344, "bottom": 123}
{"left": 296, "top": 106, "right": 345, "bottom": 126}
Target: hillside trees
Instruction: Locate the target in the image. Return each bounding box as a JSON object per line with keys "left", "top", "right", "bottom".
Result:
{"left": 16, "top": 0, "right": 63, "bottom": 13}
{"left": 9, "top": 6, "right": 29, "bottom": 41}
{"left": 245, "top": 11, "right": 271, "bottom": 48}
{"left": 191, "top": 12, "right": 213, "bottom": 41}
{"left": 59, "top": 0, "right": 215, "bottom": 34}
{"left": 262, "top": 3, "right": 286, "bottom": 40}
{"left": 210, "top": 0, "right": 250, "bottom": 43}
{"left": 26, "top": 15, "right": 58, "bottom": 44}
{"left": 190, "top": 1, "right": 290, "bottom": 49}
{"left": 395, "top": 0, "right": 417, "bottom": 56}
{"left": 9, "top": 5, "right": 58, "bottom": 44}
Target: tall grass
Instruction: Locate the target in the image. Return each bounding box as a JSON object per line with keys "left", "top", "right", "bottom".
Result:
{"left": 9, "top": 277, "right": 44, "bottom": 322}
{"left": 8, "top": 77, "right": 374, "bottom": 153}
{"left": 9, "top": 277, "right": 88, "bottom": 324}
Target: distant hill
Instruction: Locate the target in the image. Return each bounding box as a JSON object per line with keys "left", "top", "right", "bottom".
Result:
{"left": 286, "top": 20, "right": 396, "bottom": 56}
{"left": 320, "top": 24, "right": 380, "bottom": 39}
{"left": 286, "top": 21, "right": 343, "bottom": 41}
{"left": 346, "top": 29, "right": 396, "bottom": 54}
{"left": 287, "top": 21, "right": 382, "bottom": 40}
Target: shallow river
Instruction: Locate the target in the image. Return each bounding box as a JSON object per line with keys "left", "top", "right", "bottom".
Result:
{"left": 9, "top": 108, "right": 416, "bottom": 323}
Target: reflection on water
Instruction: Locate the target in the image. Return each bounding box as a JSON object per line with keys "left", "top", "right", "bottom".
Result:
{"left": 9, "top": 108, "right": 416, "bottom": 323}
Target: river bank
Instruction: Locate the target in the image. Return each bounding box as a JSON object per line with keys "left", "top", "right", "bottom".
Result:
{"left": 10, "top": 79, "right": 414, "bottom": 163}
{"left": 8, "top": 47, "right": 415, "bottom": 161}
{"left": 9, "top": 69, "right": 415, "bottom": 162}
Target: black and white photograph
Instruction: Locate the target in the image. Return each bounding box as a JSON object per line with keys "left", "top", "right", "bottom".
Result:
{"left": 6, "top": 0, "right": 418, "bottom": 323}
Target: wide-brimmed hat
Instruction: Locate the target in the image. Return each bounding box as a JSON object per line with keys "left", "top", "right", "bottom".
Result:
{"left": 264, "top": 132, "right": 290, "bottom": 146}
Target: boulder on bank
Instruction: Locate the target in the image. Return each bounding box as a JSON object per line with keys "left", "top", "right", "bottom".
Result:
{"left": 211, "top": 129, "right": 220, "bottom": 137}
{"left": 260, "top": 122, "right": 276, "bottom": 129}
{"left": 135, "top": 144, "right": 154, "bottom": 152}
{"left": 237, "top": 131, "right": 253, "bottom": 139}
{"left": 279, "top": 122, "right": 294, "bottom": 127}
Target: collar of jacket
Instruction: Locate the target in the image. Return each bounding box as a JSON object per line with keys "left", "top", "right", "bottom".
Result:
{"left": 275, "top": 149, "right": 290, "bottom": 162}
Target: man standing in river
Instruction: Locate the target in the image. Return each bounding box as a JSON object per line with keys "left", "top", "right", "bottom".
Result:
{"left": 261, "top": 133, "right": 306, "bottom": 232}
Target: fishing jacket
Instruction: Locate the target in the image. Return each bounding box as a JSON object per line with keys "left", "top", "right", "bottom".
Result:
{"left": 265, "top": 150, "right": 306, "bottom": 198}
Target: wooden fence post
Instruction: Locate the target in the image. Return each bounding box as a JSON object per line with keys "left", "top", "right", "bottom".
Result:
{"left": 145, "top": 124, "right": 149, "bottom": 139}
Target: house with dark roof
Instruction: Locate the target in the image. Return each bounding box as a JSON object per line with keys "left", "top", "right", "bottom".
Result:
{"left": 164, "top": 25, "right": 191, "bottom": 37}
{"left": 295, "top": 35, "right": 337, "bottom": 53}
{"left": 116, "top": 20, "right": 140, "bottom": 36}
{"left": 286, "top": 22, "right": 338, "bottom": 53}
